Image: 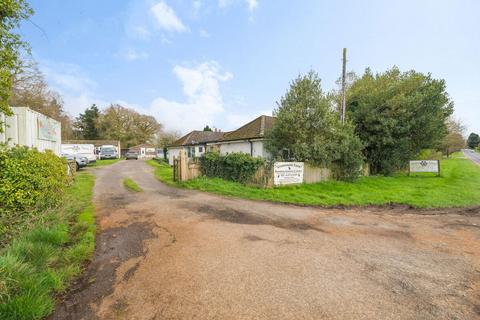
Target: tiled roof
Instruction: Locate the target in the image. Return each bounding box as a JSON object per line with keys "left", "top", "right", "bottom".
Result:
{"left": 220, "top": 115, "right": 275, "bottom": 142}
{"left": 170, "top": 131, "right": 226, "bottom": 147}
{"left": 129, "top": 143, "right": 155, "bottom": 150}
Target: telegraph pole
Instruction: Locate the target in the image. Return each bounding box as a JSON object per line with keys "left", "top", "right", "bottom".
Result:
{"left": 341, "top": 48, "right": 347, "bottom": 124}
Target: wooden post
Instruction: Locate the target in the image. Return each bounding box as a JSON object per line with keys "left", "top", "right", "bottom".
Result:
{"left": 179, "top": 150, "right": 188, "bottom": 181}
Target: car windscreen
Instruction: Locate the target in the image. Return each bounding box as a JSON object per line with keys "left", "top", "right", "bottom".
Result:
{"left": 101, "top": 148, "right": 115, "bottom": 153}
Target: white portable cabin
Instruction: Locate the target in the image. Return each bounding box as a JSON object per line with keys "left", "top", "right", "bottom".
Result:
{"left": 61, "top": 144, "right": 97, "bottom": 162}
{"left": 0, "top": 107, "right": 62, "bottom": 155}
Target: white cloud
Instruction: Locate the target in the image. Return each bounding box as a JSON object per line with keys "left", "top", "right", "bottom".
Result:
{"left": 199, "top": 29, "right": 210, "bottom": 38}
{"left": 218, "top": 0, "right": 230, "bottom": 8}
{"left": 118, "top": 48, "right": 149, "bottom": 61}
{"left": 246, "top": 0, "right": 258, "bottom": 11}
{"left": 131, "top": 25, "right": 151, "bottom": 40}
{"left": 218, "top": 0, "right": 259, "bottom": 12}
{"left": 150, "top": 1, "right": 188, "bottom": 33}
{"left": 40, "top": 61, "right": 106, "bottom": 116}
{"left": 193, "top": 0, "right": 202, "bottom": 15}
{"left": 148, "top": 61, "right": 232, "bottom": 133}
{"left": 225, "top": 109, "right": 271, "bottom": 130}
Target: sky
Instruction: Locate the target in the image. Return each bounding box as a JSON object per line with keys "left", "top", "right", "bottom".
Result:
{"left": 20, "top": 0, "right": 480, "bottom": 135}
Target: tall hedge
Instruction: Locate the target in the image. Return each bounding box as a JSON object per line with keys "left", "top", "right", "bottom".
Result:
{"left": 200, "top": 152, "right": 265, "bottom": 183}
{"left": 0, "top": 146, "right": 69, "bottom": 245}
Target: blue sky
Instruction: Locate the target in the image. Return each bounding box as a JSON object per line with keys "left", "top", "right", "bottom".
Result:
{"left": 21, "top": 0, "right": 480, "bottom": 134}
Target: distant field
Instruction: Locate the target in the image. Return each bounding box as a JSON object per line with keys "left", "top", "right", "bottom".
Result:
{"left": 148, "top": 156, "right": 480, "bottom": 209}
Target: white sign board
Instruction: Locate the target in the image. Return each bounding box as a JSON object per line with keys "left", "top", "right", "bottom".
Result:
{"left": 37, "top": 115, "right": 59, "bottom": 141}
{"left": 274, "top": 162, "right": 304, "bottom": 185}
{"left": 409, "top": 160, "right": 440, "bottom": 174}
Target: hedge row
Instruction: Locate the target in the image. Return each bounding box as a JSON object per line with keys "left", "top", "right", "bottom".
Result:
{"left": 0, "top": 146, "right": 69, "bottom": 246}
{"left": 199, "top": 152, "right": 265, "bottom": 183}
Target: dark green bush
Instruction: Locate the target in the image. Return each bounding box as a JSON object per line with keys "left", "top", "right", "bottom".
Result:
{"left": 200, "top": 152, "right": 265, "bottom": 183}
{"left": 0, "top": 146, "right": 69, "bottom": 246}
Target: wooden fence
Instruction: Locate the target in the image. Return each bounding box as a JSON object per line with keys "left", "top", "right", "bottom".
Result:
{"left": 173, "top": 151, "right": 201, "bottom": 182}
{"left": 171, "top": 150, "right": 369, "bottom": 187}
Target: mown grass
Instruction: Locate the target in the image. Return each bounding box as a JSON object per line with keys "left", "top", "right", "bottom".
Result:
{"left": 123, "top": 178, "right": 143, "bottom": 192}
{"left": 147, "top": 159, "right": 175, "bottom": 186}
{"left": 0, "top": 173, "right": 96, "bottom": 319}
{"left": 88, "top": 159, "right": 121, "bottom": 167}
{"left": 149, "top": 156, "right": 480, "bottom": 208}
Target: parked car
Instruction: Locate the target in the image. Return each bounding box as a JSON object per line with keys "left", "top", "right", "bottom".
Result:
{"left": 62, "top": 154, "right": 89, "bottom": 171}
{"left": 125, "top": 151, "right": 139, "bottom": 160}
{"left": 99, "top": 145, "right": 118, "bottom": 159}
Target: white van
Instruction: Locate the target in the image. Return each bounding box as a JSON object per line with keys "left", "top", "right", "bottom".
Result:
{"left": 61, "top": 144, "right": 97, "bottom": 163}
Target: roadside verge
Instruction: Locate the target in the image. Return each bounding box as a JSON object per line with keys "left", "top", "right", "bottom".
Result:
{"left": 147, "top": 157, "right": 480, "bottom": 209}
{"left": 0, "top": 173, "right": 96, "bottom": 320}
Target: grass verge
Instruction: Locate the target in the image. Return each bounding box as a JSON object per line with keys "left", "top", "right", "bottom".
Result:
{"left": 147, "top": 159, "right": 175, "bottom": 186}
{"left": 123, "top": 178, "right": 143, "bottom": 192}
{"left": 149, "top": 157, "right": 480, "bottom": 208}
{"left": 0, "top": 173, "right": 96, "bottom": 319}
{"left": 88, "top": 159, "right": 121, "bottom": 167}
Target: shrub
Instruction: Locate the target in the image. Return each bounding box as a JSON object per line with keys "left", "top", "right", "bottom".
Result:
{"left": 266, "top": 71, "right": 364, "bottom": 181}
{"left": 417, "top": 149, "right": 443, "bottom": 160}
{"left": 0, "top": 146, "right": 69, "bottom": 246}
{"left": 200, "top": 152, "right": 265, "bottom": 183}
{"left": 329, "top": 123, "right": 365, "bottom": 181}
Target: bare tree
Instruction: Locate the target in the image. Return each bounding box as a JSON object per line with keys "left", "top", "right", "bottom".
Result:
{"left": 9, "top": 59, "right": 75, "bottom": 139}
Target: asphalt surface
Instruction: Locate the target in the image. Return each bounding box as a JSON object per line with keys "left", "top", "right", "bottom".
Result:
{"left": 464, "top": 149, "right": 480, "bottom": 165}
{"left": 51, "top": 160, "right": 480, "bottom": 320}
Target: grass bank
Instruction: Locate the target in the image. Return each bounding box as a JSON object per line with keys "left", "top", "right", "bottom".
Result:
{"left": 0, "top": 173, "right": 96, "bottom": 319}
{"left": 147, "top": 159, "right": 175, "bottom": 186}
{"left": 149, "top": 157, "right": 480, "bottom": 208}
{"left": 123, "top": 178, "right": 143, "bottom": 192}
{"left": 88, "top": 159, "right": 121, "bottom": 167}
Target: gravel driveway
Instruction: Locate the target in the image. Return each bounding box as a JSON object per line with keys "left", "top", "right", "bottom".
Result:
{"left": 51, "top": 160, "right": 480, "bottom": 320}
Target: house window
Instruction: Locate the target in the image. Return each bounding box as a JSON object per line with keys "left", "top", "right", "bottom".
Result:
{"left": 198, "top": 146, "right": 203, "bottom": 153}
{"left": 191, "top": 146, "right": 196, "bottom": 158}
{"left": 187, "top": 147, "right": 192, "bottom": 158}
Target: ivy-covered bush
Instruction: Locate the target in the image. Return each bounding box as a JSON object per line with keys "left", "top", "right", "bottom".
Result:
{"left": 0, "top": 146, "right": 69, "bottom": 244}
{"left": 200, "top": 152, "right": 265, "bottom": 183}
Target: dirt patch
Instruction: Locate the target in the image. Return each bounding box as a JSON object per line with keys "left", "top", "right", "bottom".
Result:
{"left": 123, "top": 261, "right": 141, "bottom": 282}
{"left": 244, "top": 234, "right": 265, "bottom": 241}
{"left": 49, "top": 222, "right": 156, "bottom": 320}
{"left": 443, "top": 222, "right": 480, "bottom": 230}
{"left": 194, "top": 204, "right": 328, "bottom": 233}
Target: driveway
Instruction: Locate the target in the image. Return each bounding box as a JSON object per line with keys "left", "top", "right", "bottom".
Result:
{"left": 464, "top": 149, "right": 480, "bottom": 165}
{"left": 51, "top": 160, "right": 480, "bottom": 320}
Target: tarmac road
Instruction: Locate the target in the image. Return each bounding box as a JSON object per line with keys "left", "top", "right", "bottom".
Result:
{"left": 464, "top": 149, "right": 480, "bottom": 165}
{"left": 50, "top": 160, "right": 480, "bottom": 320}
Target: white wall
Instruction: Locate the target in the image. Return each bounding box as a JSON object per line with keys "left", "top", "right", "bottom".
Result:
{"left": 217, "top": 140, "right": 270, "bottom": 159}
{"left": 219, "top": 141, "right": 251, "bottom": 155}
{"left": 195, "top": 145, "right": 206, "bottom": 157}
{"left": 3, "top": 107, "right": 61, "bottom": 155}
{"left": 168, "top": 147, "right": 181, "bottom": 165}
